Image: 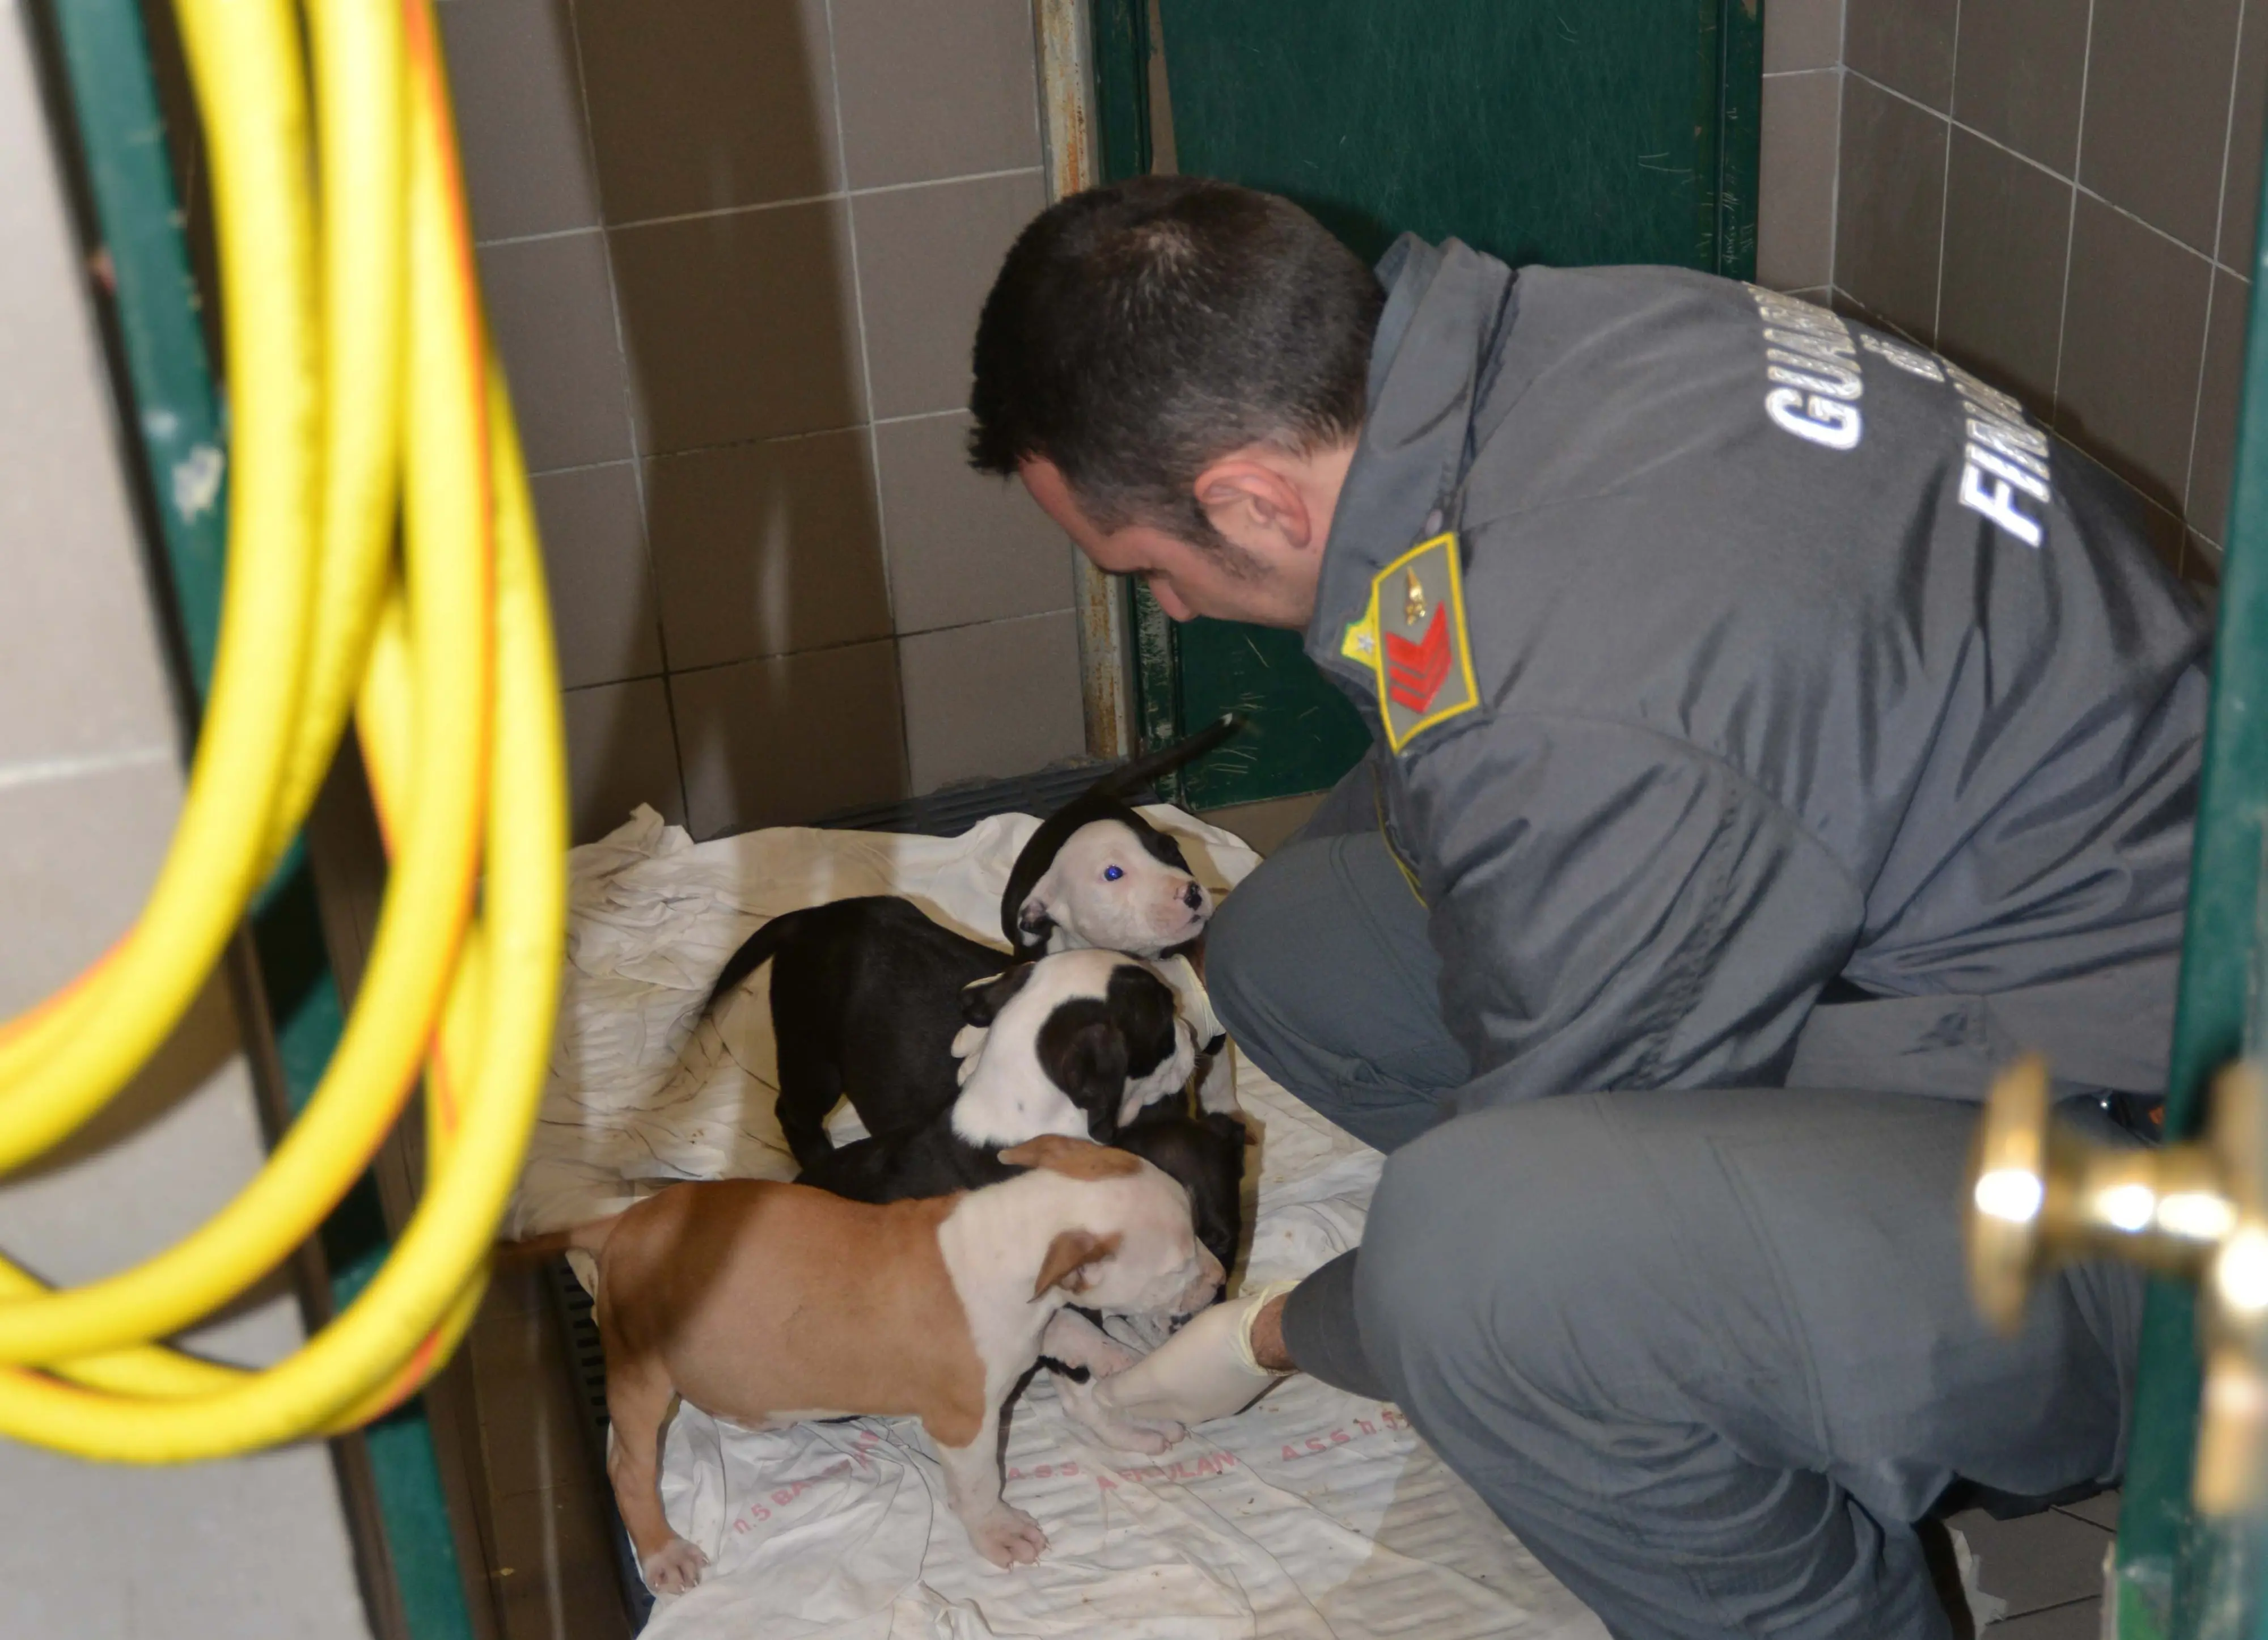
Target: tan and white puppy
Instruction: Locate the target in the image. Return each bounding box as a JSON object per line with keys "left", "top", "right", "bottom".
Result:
{"left": 532, "top": 1136, "right": 1223, "bottom": 1592}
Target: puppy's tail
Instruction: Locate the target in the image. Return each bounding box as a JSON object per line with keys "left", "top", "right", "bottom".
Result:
{"left": 701, "top": 911, "right": 802, "bottom": 1016}
{"left": 1086, "top": 713, "right": 1243, "bottom": 802}
{"left": 493, "top": 1215, "right": 625, "bottom": 1265}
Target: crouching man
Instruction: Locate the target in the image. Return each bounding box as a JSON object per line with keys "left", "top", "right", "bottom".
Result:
{"left": 964, "top": 175, "right": 2202, "bottom": 1637}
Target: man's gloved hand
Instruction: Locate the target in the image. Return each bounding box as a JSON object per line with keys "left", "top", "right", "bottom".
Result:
{"left": 1090, "top": 1279, "right": 1301, "bottom": 1440}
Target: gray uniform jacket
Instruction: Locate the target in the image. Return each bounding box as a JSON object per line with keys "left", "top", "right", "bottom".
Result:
{"left": 1306, "top": 236, "right": 2210, "bottom": 1108}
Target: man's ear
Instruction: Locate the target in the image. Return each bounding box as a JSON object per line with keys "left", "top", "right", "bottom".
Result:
{"left": 1031, "top": 1228, "right": 1122, "bottom": 1298}
{"left": 1194, "top": 455, "right": 1312, "bottom": 552}
{"left": 960, "top": 963, "right": 1034, "bottom": 1027}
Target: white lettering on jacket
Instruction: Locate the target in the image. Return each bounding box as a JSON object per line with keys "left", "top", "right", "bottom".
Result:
{"left": 1948, "top": 362, "right": 2051, "bottom": 548}
{"left": 1766, "top": 387, "right": 1863, "bottom": 449}
{"left": 1749, "top": 289, "right": 1864, "bottom": 451}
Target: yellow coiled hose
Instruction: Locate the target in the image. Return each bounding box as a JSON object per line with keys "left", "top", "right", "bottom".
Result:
{"left": 0, "top": 0, "right": 565, "bottom": 1459}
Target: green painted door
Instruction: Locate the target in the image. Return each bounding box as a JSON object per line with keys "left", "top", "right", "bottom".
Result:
{"left": 1091, "top": 0, "right": 1763, "bottom": 808}
{"left": 2106, "top": 144, "right": 2268, "bottom": 1640}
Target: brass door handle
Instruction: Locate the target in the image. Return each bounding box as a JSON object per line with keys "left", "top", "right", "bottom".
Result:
{"left": 1967, "top": 1055, "right": 2268, "bottom": 1514}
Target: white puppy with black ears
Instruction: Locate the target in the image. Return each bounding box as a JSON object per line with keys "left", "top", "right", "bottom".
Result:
{"left": 998, "top": 718, "right": 1242, "bottom": 962}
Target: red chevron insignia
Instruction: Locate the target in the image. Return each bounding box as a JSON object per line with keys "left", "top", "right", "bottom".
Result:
{"left": 1383, "top": 608, "right": 1452, "bottom": 713}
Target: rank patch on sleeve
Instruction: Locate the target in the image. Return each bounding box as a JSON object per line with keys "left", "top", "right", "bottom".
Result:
{"left": 1361, "top": 532, "right": 1480, "bottom": 753}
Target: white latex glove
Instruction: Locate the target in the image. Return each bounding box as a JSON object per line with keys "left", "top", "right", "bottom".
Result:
{"left": 1089, "top": 1280, "right": 1299, "bottom": 1440}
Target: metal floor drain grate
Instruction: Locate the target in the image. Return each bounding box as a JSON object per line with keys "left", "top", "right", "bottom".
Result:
{"left": 543, "top": 1256, "right": 654, "bottom": 1631}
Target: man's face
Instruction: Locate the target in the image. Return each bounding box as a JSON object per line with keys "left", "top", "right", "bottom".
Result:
{"left": 1018, "top": 459, "right": 1318, "bottom": 629}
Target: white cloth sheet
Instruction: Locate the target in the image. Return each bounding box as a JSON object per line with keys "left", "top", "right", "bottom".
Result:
{"left": 511, "top": 804, "right": 1605, "bottom": 1640}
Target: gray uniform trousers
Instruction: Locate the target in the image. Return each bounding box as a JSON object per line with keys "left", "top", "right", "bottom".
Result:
{"left": 1208, "top": 792, "right": 2146, "bottom": 1639}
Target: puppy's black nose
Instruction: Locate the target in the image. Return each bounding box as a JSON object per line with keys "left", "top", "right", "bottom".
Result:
{"left": 1182, "top": 881, "right": 1203, "bottom": 910}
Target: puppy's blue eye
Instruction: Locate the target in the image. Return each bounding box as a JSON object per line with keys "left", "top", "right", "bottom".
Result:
{"left": 1104, "top": 865, "right": 1124, "bottom": 881}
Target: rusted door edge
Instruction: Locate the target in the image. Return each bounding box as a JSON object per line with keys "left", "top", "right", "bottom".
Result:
{"left": 1034, "top": 0, "right": 1136, "bottom": 760}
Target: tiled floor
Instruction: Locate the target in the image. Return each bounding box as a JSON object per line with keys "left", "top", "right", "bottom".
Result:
{"left": 1945, "top": 1497, "right": 2117, "bottom": 1636}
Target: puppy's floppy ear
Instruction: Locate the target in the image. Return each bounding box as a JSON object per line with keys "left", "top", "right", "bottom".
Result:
{"left": 1108, "top": 965, "right": 1183, "bottom": 1073}
{"left": 1134, "top": 823, "right": 1192, "bottom": 873}
{"left": 1003, "top": 808, "right": 1080, "bottom": 952}
{"left": 1031, "top": 1228, "right": 1122, "bottom": 1299}
{"left": 959, "top": 963, "right": 1034, "bottom": 1027}
{"left": 1013, "top": 893, "right": 1056, "bottom": 953}
{"left": 1037, "top": 1004, "right": 1131, "bottom": 1139}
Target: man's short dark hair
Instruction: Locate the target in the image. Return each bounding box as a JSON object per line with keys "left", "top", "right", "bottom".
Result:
{"left": 967, "top": 176, "right": 1383, "bottom": 549}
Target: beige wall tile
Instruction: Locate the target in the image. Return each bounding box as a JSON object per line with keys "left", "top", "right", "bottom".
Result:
{"left": 531, "top": 462, "right": 664, "bottom": 688}
{"left": 0, "top": 980, "right": 372, "bottom": 1640}
{"left": 0, "top": 757, "right": 183, "bottom": 1017}
{"left": 480, "top": 230, "right": 637, "bottom": 471}
{"left": 1759, "top": 71, "right": 1842, "bottom": 293}
{"left": 2189, "top": 532, "right": 2225, "bottom": 586}
{"left": 2220, "top": 0, "right": 2268, "bottom": 267}
{"left": 439, "top": 0, "right": 602, "bottom": 243}
{"left": 0, "top": 35, "right": 179, "bottom": 771}
{"left": 1936, "top": 126, "right": 2074, "bottom": 409}
{"left": 852, "top": 170, "right": 1047, "bottom": 419}
{"left": 1953, "top": 0, "right": 2091, "bottom": 174}
{"left": 877, "top": 411, "right": 1073, "bottom": 633}
{"left": 1835, "top": 75, "right": 1949, "bottom": 342}
{"left": 561, "top": 677, "right": 684, "bottom": 842}
{"left": 645, "top": 429, "right": 892, "bottom": 669}
{"left": 2080, "top": 0, "right": 2243, "bottom": 254}
{"left": 831, "top": 0, "right": 1044, "bottom": 188}
{"left": 899, "top": 612, "right": 1084, "bottom": 793}
{"left": 2187, "top": 266, "right": 2252, "bottom": 544}
{"left": 611, "top": 200, "right": 865, "bottom": 454}
{"left": 1765, "top": 0, "right": 1844, "bottom": 74}
{"left": 1847, "top": 0, "right": 1956, "bottom": 108}
{"left": 2055, "top": 194, "right": 2214, "bottom": 509}
{"left": 574, "top": 0, "right": 839, "bottom": 225}
{"left": 671, "top": 641, "right": 908, "bottom": 834}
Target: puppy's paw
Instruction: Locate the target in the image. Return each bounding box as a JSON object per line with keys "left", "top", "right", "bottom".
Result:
{"left": 1054, "top": 1375, "right": 1187, "bottom": 1454}
{"left": 1078, "top": 1333, "right": 1143, "bottom": 1379}
{"left": 1093, "top": 1415, "right": 1186, "bottom": 1455}
{"left": 967, "top": 1503, "right": 1047, "bottom": 1568}
{"left": 641, "top": 1537, "right": 709, "bottom": 1595}
{"left": 1040, "top": 1309, "right": 1143, "bottom": 1378}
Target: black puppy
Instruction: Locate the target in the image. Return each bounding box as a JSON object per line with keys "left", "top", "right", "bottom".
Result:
{"left": 1000, "top": 715, "right": 1241, "bottom": 960}
{"left": 701, "top": 897, "right": 1003, "bottom": 1172}
{"left": 1110, "top": 1106, "right": 1249, "bottom": 1287}
{"left": 795, "top": 953, "right": 1194, "bottom": 1202}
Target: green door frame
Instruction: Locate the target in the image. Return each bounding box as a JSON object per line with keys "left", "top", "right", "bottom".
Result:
{"left": 2112, "top": 120, "right": 2268, "bottom": 1640}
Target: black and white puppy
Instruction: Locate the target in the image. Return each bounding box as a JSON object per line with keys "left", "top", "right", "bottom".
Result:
{"left": 999, "top": 715, "right": 1241, "bottom": 961}
{"left": 700, "top": 721, "right": 1242, "bottom": 1171}
{"left": 796, "top": 950, "right": 1196, "bottom": 1203}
